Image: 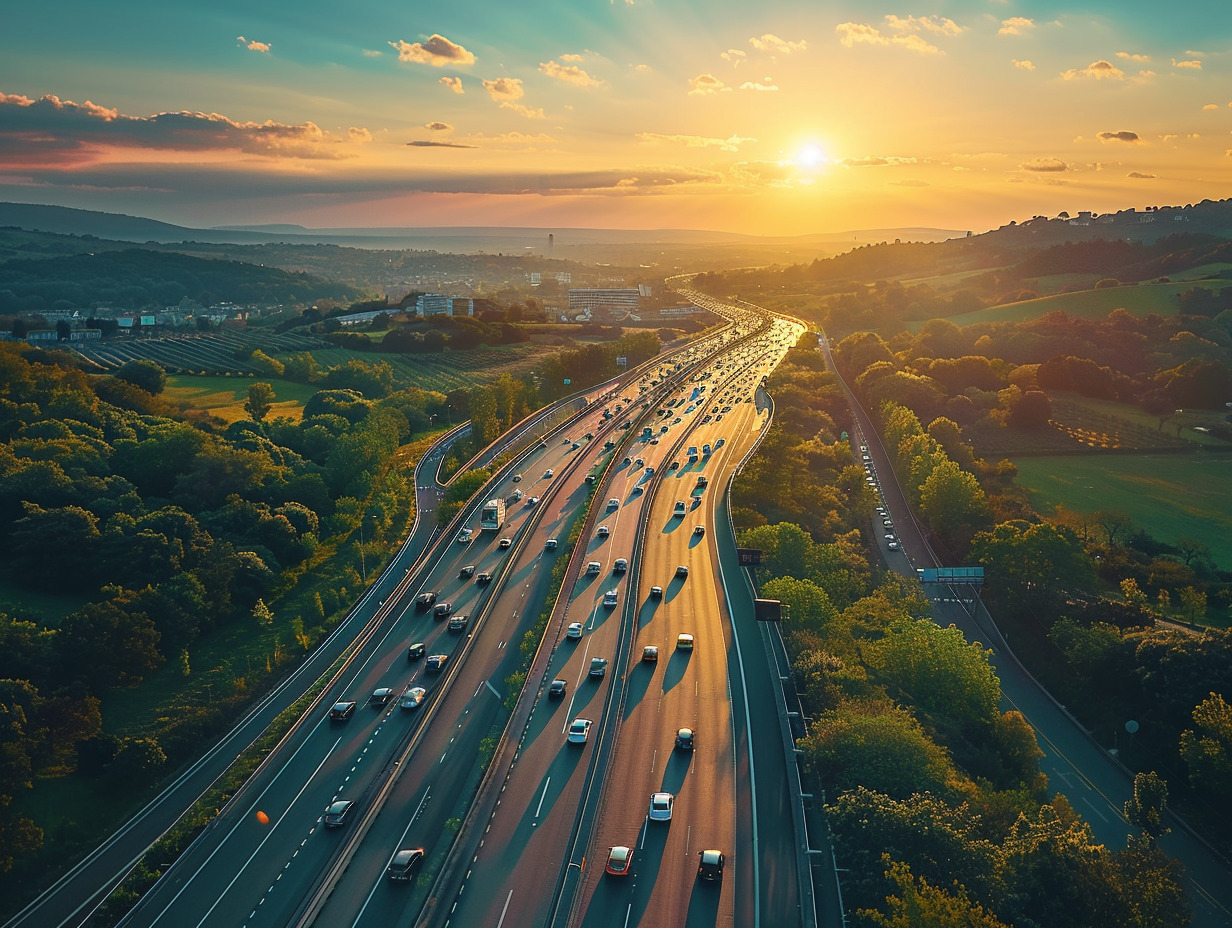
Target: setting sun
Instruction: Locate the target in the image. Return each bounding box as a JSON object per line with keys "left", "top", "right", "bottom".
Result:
{"left": 795, "top": 143, "right": 826, "bottom": 168}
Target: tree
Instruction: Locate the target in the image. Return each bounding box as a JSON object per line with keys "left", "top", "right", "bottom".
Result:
{"left": 114, "top": 359, "right": 167, "bottom": 395}
{"left": 1177, "top": 586, "right": 1207, "bottom": 623}
{"left": 1180, "top": 692, "right": 1232, "bottom": 794}
{"left": 918, "top": 459, "right": 989, "bottom": 546}
{"left": 252, "top": 598, "right": 274, "bottom": 627}
{"left": 57, "top": 601, "right": 163, "bottom": 690}
{"left": 245, "top": 382, "right": 276, "bottom": 422}
{"left": 970, "top": 521, "right": 1095, "bottom": 620}
{"left": 861, "top": 858, "right": 1013, "bottom": 928}
{"left": 1123, "top": 771, "right": 1170, "bottom": 839}
{"left": 1095, "top": 509, "right": 1133, "bottom": 548}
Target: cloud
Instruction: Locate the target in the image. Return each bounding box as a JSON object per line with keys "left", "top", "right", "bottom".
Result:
{"left": 425, "top": 121, "right": 453, "bottom": 132}
{"left": 539, "top": 60, "right": 606, "bottom": 88}
{"left": 688, "top": 73, "right": 729, "bottom": 95}
{"left": 1060, "top": 60, "right": 1123, "bottom": 80}
{"left": 407, "top": 140, "right": 476, "bottom": 148}
{"left": 500, "top": 102, "right": 545, "bottom": 119}
{"left": 748, "top": 34, "right": 808, "bottom": 56}
{"left": 739, "top": 80, "right": 778, "bottom": 92}
{"left": 835, "top": 21, "right": 942, "bottom": 54}
{"left": 1013, "top": 59, "right": 1036, "bottom": 71}
{"left": 839, "top": 155, "right": 919, "bottom": 167}
{"left": 636, "top": 132, "right": 755, "bottom": 152}
{"left": 721, "top": 49, "right": 747, "bottom": 65}
{"left": 998, "top": 17, "right": 1034, "bottom": 36}
{"left": 439, "top": 76, "right": 464, "bottom": 94}
{"left": 236, "top": 36, "right": 271, "bottom": 53}
{"left": 0, "top": 91, "right": 369, "bottom": 166}
{"left": 388, "top": 34, "right": 475, "bottom": 67}
{"left": 560, "top": 53, "right": 584, "bottom": 63}
{"left": 1097, "top": 130, "right": 1139, "bottom": 143}
{"left": 1116, "top": 51, "right": 1150, "bottom": 62}
{"left": 1020, "top": 157, "right": 1068, "bottom": 172}
{"left": 1185, "top": 49, "right": 1206, "bottom": 57}
{"left": 482, "top": 77, "right": 524, "bottom": 101}
{"left": 362, "top": 49, "right": 383, "bottom": 58}
{"left": 1203, "top": 103, "right": 1219, "bottom": 110}
{"left": 730, "top": 160, "right": 797, "bottom": 183}
{"left": 631, "top": 63, "right": 651, "bottom": 73}
{"left": 1172, "top": 58, "right": 1202, "bottom": 70}
{"left": 1127, "top": 171, "right": 1156, "bottom": 178}
{"left": 884, "top": 14, "right": 962, "bottom": 36}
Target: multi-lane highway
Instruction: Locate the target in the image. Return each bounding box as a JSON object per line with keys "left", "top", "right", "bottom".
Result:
{"left": 102, "top": 304, "right": 811, "bottom": 928}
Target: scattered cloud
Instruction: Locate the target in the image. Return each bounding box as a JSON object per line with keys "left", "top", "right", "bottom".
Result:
{"left": 840, "top": 155, "right": 919, "bottom": 167}
{"left": 835, "top": 21, "right": 944, "bottom": 54}
{"left": 559, "top": 53, "right": 584, "bottom": 63}
{"left": 748, "top": 34, "right": 808, "bottom": 56}
{"left": 1116, "top": 51, "right": 1150, "bottom": 62}
{"left": 1060, "top": 60, "right": 1123, "bottom": 80}
{"left": 1185, "top": 49, "right": 1206, "bottom": 57}
{"left": 425, "top": 121, "right": 453, "bottom": 132}
{"left": 236, "top": 36, "right": 271, "bottom": 53}
{"left": 539, "top": 60, "right": 606, "bottom": 88}
{"left": 500, "top": 102, "right": 544, "bottom": 119}
{"left": 1097, "top": 130, "right": 1139, "bottom": 143}
{"left": 688, "top": 73, "right": 729, "bottom": 95}
{"left": 439, "top": 76, "right": 464, "bottom": 94}
{"left": 1203, "top": 103, "right": 1219, "bottom": 110}
{"left": 636, "top": 131, "right": 755, "bottom": 152}
{"left": 482, "top": 77, "right": 524, "bottom": 101}
{"left": 998, "top": 17, "right": 1034, "bottom": 36}
{"left": 1172, "top": 58, "right": 1202, "bottom": 70}
{"left": 388, "top": 34, "right": 475, "bottom": 67}
{"left": 739, "top": 80, "right": 778, "bottom": 92}
{"left": 1020, "top": 157, "right": 1068, "bottom": 172}
{"left": 407, "top": 140, "right": 476, "bottom": 149}
{"left": 730, "top": 160, "right": 797, "bottom": 184}
{"left": 631, "top": 63, "right": 651, "bottom": 73}
{"left": 0, "top": 92, "right": 369, "bottom": 166}
{"left": 362, "top": 49, "right": 383, "bottom": 58}
{"left": 721, "top": 49, "right": 747, "bottom": 66}
{"left": 1128, "top": 171, "right": 1156, "bottom": 178}
{"left": 1012, "top": 59, "right": 1036, "bottom": 71}
{"left": 884, "top": 15, "right": 962, "bottom": 36}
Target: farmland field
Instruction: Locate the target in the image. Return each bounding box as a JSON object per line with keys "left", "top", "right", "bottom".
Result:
{"left": 944, "top": 277, "right": 1228, "bottom": 326}
{"left": 164, "top": 375, "right": 318, "bottom": 422}
{"left": 1012, "top": 452, "right": 1232, "bottom": 567}
{"left": 303, "top": 344, "right": 560, "bottom": 393}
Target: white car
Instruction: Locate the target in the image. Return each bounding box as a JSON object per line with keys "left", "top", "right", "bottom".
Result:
{"left": 544, "top": 469, "right": 554, "bottom": 478}
{"left": 456, "top": 528, "right": 473, "bottom": 544}
{"left": 597, "top": 526, "right": 610, "bottom": 538}
{"left": 649, "top": 791, "right": 674, "bottom": 822}
{"left": 546, "top": 538, "right": 558, "bottom": 550}
{"left": 567, "top": 718, "right": 592, "bottom": 744}
{"left": 499, "top": 537, "right": 512, "bottom": 549}
{"left": 566, "top": 622, "right": 584, "bottom": 639}
{"left": 603, "top": 590, "right": 619, "bottom": 608}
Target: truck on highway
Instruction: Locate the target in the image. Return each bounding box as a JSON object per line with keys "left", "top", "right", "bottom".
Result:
{"left": 480, "top": 498, "right": 505, "bottom": 531}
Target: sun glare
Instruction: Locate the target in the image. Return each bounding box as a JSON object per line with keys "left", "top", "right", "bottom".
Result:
{"left": 795, "top": 144, "right": 826, "bottom": 168}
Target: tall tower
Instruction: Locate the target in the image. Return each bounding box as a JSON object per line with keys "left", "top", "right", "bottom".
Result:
{"left": 549, "top": 233, "right": 554, "bottom": 249}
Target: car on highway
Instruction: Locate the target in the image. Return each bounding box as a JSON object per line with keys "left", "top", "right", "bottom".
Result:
{"left": 512, "top": 473, "right": 522, "bottom": 483}
{"left": 499, "top": 537, "right": 512, "bottom": 549}
{"left": 399, "top": 685, "right": 426, "bottom": 710}
{"left": 614, "top": 558, "right": 628, "bottom": 574}
{"left": 425, "top": 653, "right": 449, "bottom": 672}
{"left": 546, "top": 538, "right": 558, "bottom": 550}
{"left": 888, "top": 541, "right": 900, "bottom": 551}
{"left": 407, "top": 641, "right": 426, "bottom": 661}
{"left": 548, "top": 679, "right": 567, "bottom": 699}
{"left": 459, "top": 564, "right": 476, "bottom": 579}
{"left": 456, "top": 528, "right": 473, "bottom": 544}
{"left": 673, "top": 500, "right": 687, "bottom": 516}
{"left": 607, "top": 498, "right": 620, "bottom": 511}
{"left": 476, "top": 571, "right": 492, "bottom": 585}
{"left": 603, "top": 589, "right": 619, "bottom": 608}
{"left": 369, "top": 687, "right": 396, "bottom": 706}
{"left": 588, "top": 657, "right": 608, "bottom": 679}
{"left": 448, "top": 614, "right": 469, "bottom": 633}
{"left": 606, "top": 846, "right": 633, "bottom": 876}
{"left": 597, "top": 525, "right": 610, "bottom": 538}
{"left": 415, "top": 591, "right": 437, "bottom": 611}
{"left": 697, "top": 849, "right": 725, "bottom": 881}
{"left": 693, "top": 525, "right": 705, "bottom": 536}
{"left": 644, "top": 465, "right": 655, "bottom": 475}
{"left": 527, "top": 496, "right": 540, "bottom": 507}
{"left": 567, "top": 718, "right": 592, "bottom": 743}
{"left": 329, "top": 700, "right": 357, "bottom": 721}
{"left": 387, "top": 847, "right": 424, "bottom": 881}
{"left": 675, "top": 727, "right": 695, "bottom": 751}
{"left": 649, "top": 792, "right": 674, "bottom": 822}
{"left": 675, "top": 565, "right": 689, "bottom": 579}
{"left": 587, "top": 561, "right": 601, "bottom": 575}
{"left": 650, "top": 585, "right": 663, "bottom": 599}
{"left": 323, "top": 799, "right": 355, "bottom": 828}
{"left": 676, "top": 633, "right": 694, "bottom": 651}
{"left": 566, "top": 622, "right": 584, "bottom": 639}
{"left": 642, "top": 645, "right": 658, "bottom": 663}
{"left": 543, "top": 468, "right": 554, "bottom": 478}
{"left": 434, "top": 602, "right": 453, "bottom": 619}
{"left": 511, "top": 489, "right": 523, "bottom": 502}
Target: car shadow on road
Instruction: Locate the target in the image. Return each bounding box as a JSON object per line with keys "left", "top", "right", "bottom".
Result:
{"left": 504, "top": 743, "right": 588, "bottom": 850}
{"left": 622, "top": 659, "right": 655, "bottom": 716}
{"left": 637, "top": 597, "right": 659, "bottom": 630}
{"left": 664, "top": 577, "right": 685, "bottom": 605}
{"left": 684, "top": 876, "right": 722, "bottom": 927}
{"left": 661, "top": 750, "right": 690, "bottom": 795}
{"left": 661, "top": 650, "right": 690, "bottom": 694}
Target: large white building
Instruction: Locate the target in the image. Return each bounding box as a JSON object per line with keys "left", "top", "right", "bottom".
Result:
{"left": 415, "top": 294, "right": 474, "bottom": 317}
{"left": 567, "top": 288, "right": 640, "bottom": 316}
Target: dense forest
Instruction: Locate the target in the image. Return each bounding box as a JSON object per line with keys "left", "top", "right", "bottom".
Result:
{"left": 733, "top": 338, "right": 1192, "bottom": 927}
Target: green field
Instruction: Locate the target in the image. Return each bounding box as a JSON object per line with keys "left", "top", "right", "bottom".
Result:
{"left": 164, "top": 375, "right": 319, "bottom": 422}
{"left": 945, "top": 277, "right": 1227, "bottom": 326}
{"left": 1012, "top": 452, "right": 1232, "bottom": 566}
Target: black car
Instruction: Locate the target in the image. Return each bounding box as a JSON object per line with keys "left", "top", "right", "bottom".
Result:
{"left": 323, "top": 799, "right": 355, "bottom": 828}
{"left": 434, "top": 602, "right": 453, "bottom": 619}
{"left": 448, "top": 614, "right": 469, "bottom": 633}
{"left": 476, "top": 572, "right": 492, "bottom": 586}
{"left": 459, "top": 564, "right": 476, "bottom": 579}
{"left": 426, "top": 653, "right": 449, "bottom": 672}
{"left": 407, "top": 641, "right": 426, "bottom": 661}
{"left": 329, "top": 701, "right": 357, "bottom": 721}
{"left": 548, "top": 679, "right": 567, "bottom": 699}
{"left": 675, "top": 727, "right": 695, "bottom": 751}
{"left": 387, "top": 847, "right": 424, "bottom": 881}
{"left": 368, "top": 687, "right": 396, "bottom": 707}
{"left": 415, "top": 591, "right": 437, "bottom": 611}
{"left": 697, "top": 849, "right": 725, "bottom": 881}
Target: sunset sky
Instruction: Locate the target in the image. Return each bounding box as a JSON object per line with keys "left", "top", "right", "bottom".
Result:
{"left": 1, "top": 1, "right": 1228, "bottom": 236}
